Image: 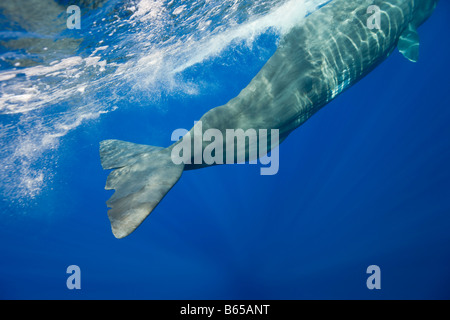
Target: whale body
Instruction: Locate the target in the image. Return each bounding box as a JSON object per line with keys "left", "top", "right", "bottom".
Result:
{"left": 100, "top": 0, "right": 439, "bottom": 238}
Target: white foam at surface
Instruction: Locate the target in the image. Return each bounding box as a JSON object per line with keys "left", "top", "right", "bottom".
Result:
{"left": 0, "top": 0, "right": 329, "bottom": 201}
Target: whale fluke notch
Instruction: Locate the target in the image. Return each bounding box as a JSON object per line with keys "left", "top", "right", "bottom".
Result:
{"left": 100, "top": 139, "right": 184, "bottom": 238}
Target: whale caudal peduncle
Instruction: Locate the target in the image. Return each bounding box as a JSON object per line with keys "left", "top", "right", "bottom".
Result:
{"left": 100, "top": 0, "right": 439, "bottom": 238}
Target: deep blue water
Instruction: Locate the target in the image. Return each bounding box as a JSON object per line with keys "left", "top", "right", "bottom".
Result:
{"left": 0, "top": 0, "right": 449, "bottom": 299}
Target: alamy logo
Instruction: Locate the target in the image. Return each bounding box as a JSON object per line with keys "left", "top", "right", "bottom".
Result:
{"left": 366, "top": 265, "right": 381, "bottom": 290}
{"left": 367, "top": 5, "right": 381, "bottom": 30}
{"left": 67, "top": 5, "right": 81, "bottom": 30}
{"left": 171, "top": 121, "right": 280, "bottom": 175}
{"left": 66, "top": 265, "right": 81, "bottom": 290}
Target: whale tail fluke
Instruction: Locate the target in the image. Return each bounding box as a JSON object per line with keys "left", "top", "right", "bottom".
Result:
{"left": 99, "top": 139, "right": 184, "bottom": 239}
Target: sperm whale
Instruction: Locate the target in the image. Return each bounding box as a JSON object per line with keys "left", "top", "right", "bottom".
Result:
{"left": 100, "top": 0, "right": 439, "bottom": 238}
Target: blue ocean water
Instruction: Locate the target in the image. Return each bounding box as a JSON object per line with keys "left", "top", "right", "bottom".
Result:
{"left": 0, "top": 0, "right": 449, "bottom": 299}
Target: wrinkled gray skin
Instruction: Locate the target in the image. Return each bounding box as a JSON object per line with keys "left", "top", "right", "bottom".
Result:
{"left": 101, "top": 0, "right": 439, "bottom": 238}
{"left": 176, "top": 0, "right": 439, "bottom": 168}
